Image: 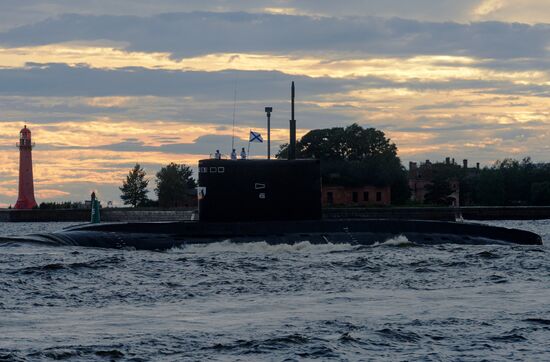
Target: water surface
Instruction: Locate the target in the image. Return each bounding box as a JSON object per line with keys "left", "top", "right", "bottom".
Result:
{"left": 0, "top": 220, "right": 548, "bottom": 361}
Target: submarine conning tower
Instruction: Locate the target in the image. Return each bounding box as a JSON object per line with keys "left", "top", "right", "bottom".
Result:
{"left": 198, "top": 159, "right": 321, "bottom": 222}
{"left": 198, "top": 82, "right": 322, "bottom": 222}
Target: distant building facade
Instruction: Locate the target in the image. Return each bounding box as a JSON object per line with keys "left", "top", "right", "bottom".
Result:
{"left": 408, "top": 157, "right": 480, "bottom": 206}
{"left": 322, "top": 185, "right": 391, "bottom": 207}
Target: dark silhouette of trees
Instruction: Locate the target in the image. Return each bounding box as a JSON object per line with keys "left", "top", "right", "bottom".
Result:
{"left": 120, "top": 163, "right": 150, "bottom": 207}
{"left": 38, "top": 201, "right": 86, "bottom": 209}
{"left": 475, "top": 158, "right": 550, "bottom": 206}
{"left": 278, "top": 123, "right": 397, "bottom": 161}
{"left": 155, "top": 163, "right": 196, "bottom": 208}
{"left": 277, "top": 123, "right": 410, "bottom": 204}
{"left": 409, "top": 157, "right": 550, "bottom": 206}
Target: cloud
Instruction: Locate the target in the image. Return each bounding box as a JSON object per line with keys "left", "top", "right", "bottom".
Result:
{"left": 35, "top": 189, "right": 71, "bottom": 198}
{"left": 0, "top": 63, "right": 547, "bottom": 101}
{"left": 0, "top": 1, "right": 483, "bottom": 32}
{"left": 1, "top": 13, "right": 548, "bottom": 59}
{"left": 0, "top": 63, "right": 322, "bottom": 98}
{"left": 0, "top": 7, "right": 548, "bottom": 205}
{"left": 3, "top": 45, "right": 548, "bottom": 86}
{"left": 474, "top": 0, "right": 505, "bottom": 16}
{"left": 470, "top": 0, "right": 550, "bottom": 23}
{"left": 1, "top": 1, "right": 548, "bottom": 29}
{"left": 93, "top": 135, "right": 258, "bottom": 156}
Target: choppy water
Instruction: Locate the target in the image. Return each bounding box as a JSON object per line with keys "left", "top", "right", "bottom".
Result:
{"left": 0, "top": 220, "right": 549, "bottom": 361}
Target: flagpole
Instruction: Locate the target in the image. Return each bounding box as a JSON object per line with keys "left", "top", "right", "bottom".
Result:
{"left": 247, "top": 129, "right": 251, "bottom": 157}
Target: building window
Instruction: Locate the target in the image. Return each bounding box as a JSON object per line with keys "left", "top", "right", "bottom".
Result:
{"left": 363, "top": 191, "right": 369, "bottom": 201}
{"left": 218, "top": 167, "right": 225, "bottom": 173}
{"left": 352, "top": 192, "right": 358, "bottom": 203}
{"left": 327, "top": 192, "right": 333, "bottom": 204}
{"left": 209, "top": 167, "right": 217, "bottom": 173}
{"left": 376, "top": 192, "right": 382, "bottom": 202}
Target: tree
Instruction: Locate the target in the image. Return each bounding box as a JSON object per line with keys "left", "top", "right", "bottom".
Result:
{"left": 474, "top": 158, "right": 550, "bottom": 206}
{"left": 277, "top": 123, "right": 410, "bottom": 204}
{"left": 278, "top": 123, "right": 398, "bottom": 161}
{"left": 155, "top": 163, "right": 196, "bottom": 208}
{"left": 120, "top": 163, "right": 149, "bottom": 207}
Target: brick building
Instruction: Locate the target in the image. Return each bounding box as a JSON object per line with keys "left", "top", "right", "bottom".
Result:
{"left": 322, "top": 185, "right": 391, "bottom": 207}
{"left": 408, "top": 157, "right": 479, "bottom": 206}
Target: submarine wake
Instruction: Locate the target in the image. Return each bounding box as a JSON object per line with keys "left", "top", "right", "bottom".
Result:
{"left": 171, "top": 240, "right": 358, "bottom": 254}
{"left": 372, "top": 235, "right": 415, "bottom": 247}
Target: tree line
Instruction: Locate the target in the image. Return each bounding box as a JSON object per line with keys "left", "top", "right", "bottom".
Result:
{"left": 31, "top": 123, "right": 550, "bottom": 209}
{"left": 277, "top": 124, "right": 550, "bottom": 206}
{"left": 40, "top": 123, "right": 550, "bottom": 209}
{"left": 120, "top": 163, "right": 196, "bottom": 208}
{"left": 428, "top": 158, "right": 550, "bottom": 206}
{"left": 38, "top": 201, "right": 85, "bottom": 209}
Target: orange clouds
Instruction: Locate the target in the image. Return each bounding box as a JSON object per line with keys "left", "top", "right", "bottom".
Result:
{"left": 35, "top": 189, "right": 71, "bottom": 199}
{"left": 0, "top": 119, "right": 310, "bottom": 204}
{"left": 0, "top": 146, "right": 209, "bottom": 205}
{"left": 1, "top": 45, "right": 548, "bottom": 85}
{"left": 0, "top": 24, "right": 548, "bottom": 206}
{"left": 0, "top": 120, "right": 300, "bottom": 149}
{"left": 471, "top": 0, "right": 550, "bottom": 23}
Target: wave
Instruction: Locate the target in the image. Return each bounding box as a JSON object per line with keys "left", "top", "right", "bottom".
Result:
{"left": 489, "top": 334, "right": 527, "bottom": 343}
{"left": 8, "top": 256, "right": 125, "bottom": 275}
{"left": 376, "top": 328, "right": 421, "bottom": 342}
{"left": 172, "top": 236, "right": 417, "bottom": 254}
{"left": 373, "top": 235, "right": 415, "bottom": 247}
{"left": 0, "top": 235, "right": 66, "bottom": 248}
{"left": 524, "top": 318, "right": 550, "bottom": 326}
{"left": 170, "top": 240, "right": 356, "bottom": 254}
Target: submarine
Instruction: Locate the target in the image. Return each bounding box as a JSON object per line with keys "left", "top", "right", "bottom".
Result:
{"left": 5, "top": 83, "right": 543, "bottom": 250}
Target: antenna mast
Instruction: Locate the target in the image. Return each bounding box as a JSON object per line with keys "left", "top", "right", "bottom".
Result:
{"left": 288, "top": 81, "right": 296, "bottom": 160}
{"left": 231, "top": 75, "right": 238, "bottom": 150}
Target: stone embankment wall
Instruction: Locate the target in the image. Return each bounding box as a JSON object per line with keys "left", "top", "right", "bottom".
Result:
{"left": 324, "top": 207, "right": 458, "bottom": 221}
{"left": 323, "top": 206, "right": 550, "bottom": 221}
{"left": 0, "top": 208, "right": 196, "bottom": 222}
{"left": 102, "top": 209, "right": 195, "bottom": 222}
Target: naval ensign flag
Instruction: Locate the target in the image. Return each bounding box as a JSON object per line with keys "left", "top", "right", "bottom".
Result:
{"left": 247, "top": 130, "right": 264, "bottom": 157}
{"left": 249, "top": 131, "right": 263, "bottom": 143}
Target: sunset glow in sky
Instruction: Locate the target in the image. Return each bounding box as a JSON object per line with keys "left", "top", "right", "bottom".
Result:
{"left": 0, "top": 1, "right": 549, "bottom": 206}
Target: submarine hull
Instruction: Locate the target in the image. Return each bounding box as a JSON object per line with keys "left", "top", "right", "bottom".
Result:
{"left": 6, "top": 219, "right": 542, "bottom": 250}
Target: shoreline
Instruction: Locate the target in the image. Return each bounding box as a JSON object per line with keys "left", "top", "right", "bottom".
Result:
{"left": 0, "top": 206, "right": 549, "bottom": 222}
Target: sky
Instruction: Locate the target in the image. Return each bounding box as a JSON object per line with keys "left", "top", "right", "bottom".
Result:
{"left": 0, "top": 0, "right": 549, "bottom": 207}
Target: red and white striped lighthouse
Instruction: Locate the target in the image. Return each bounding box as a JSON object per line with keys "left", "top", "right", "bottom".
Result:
{"left": 14, "top": 125, "right": 38, "bottom": 209}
